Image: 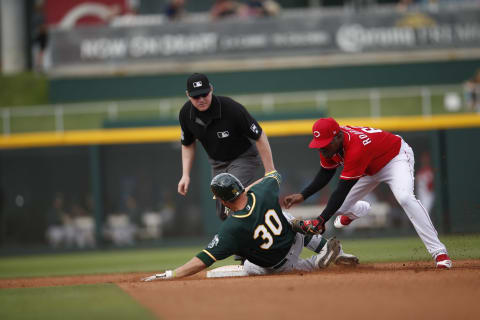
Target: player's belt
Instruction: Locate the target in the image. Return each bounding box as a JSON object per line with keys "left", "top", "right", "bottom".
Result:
{"left": 271, "top": 257, "right": 288, "bottom": 269}
{"left": 270, "top": 235, "right": 297, "bottom": 270}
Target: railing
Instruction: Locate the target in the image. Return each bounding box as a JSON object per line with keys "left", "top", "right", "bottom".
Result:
{"left": 0, "top": 84, "right": 471, "bottom": 135}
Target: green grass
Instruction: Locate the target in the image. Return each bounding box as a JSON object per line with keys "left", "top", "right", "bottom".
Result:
{"left": 9, "top": 115, "right": 56, "bottom": 133}
{"left": 0, "top": 234, "right": 478, "bottom": 279}
{"left": 0, "top": 284, "right": 155, "bottom": 320}
{"left": 0, "top": 73, "right": 48, "bottom": 107}
{"left": 327, "top": 99, "right": 372, "bottom": 118}
{"left": 62, "top": 112, "right": 108, "bottom": 131}
{"left": 0, "top": 247, "right": 236, "bottom": 279}
{"left": 320, "top": 234, "right": 480, "bottom": 263}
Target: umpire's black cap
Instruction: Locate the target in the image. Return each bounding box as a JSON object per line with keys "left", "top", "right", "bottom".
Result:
{"left": 186, "top": 73, "right": 211, "bottom": 97}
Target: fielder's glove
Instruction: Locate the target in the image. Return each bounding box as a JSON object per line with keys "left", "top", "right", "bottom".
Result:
{"left": 141, "top": 270, "right": 175, "bottom": 282}
{"left": 292, "top": 217, "right": 325, "bottom": 235}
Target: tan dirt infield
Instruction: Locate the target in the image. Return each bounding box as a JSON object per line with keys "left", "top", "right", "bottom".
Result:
{"left": 2, "top": 260, "right": 480, "bottom": 320}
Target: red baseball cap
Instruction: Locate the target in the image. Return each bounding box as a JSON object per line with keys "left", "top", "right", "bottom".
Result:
{"left": 309, "top": 118, "right": 340, "bottom": 148}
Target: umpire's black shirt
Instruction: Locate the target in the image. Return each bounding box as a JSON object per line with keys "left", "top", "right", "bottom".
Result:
{"left": 179, "top": 95, "right": 263, "bottom": 161}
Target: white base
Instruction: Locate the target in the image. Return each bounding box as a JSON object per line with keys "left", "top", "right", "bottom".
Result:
{"left": 206, "top": 265, "right": 248, "bottom": 278}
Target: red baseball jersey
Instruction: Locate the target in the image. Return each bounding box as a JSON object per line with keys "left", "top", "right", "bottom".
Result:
{"left": 320, "top": 126, "right": 401, "bottom": 180}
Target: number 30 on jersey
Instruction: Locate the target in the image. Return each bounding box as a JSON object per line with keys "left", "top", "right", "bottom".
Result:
{"left": 253, "top": 210, "right": 282, "bottom": 249}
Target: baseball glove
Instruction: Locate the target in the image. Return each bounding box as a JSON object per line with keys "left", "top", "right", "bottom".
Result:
{"left": 291, "top": 218, "right": 325, "bottom": 235}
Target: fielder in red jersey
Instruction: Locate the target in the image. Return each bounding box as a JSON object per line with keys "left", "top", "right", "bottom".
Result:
{"left": 283, "top": 118, "right": 452, "bottom": 269}
{"left": 319, "top": 125, "right": 401, "bottom": 179}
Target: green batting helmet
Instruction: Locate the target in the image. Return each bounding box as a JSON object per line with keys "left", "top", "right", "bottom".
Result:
{"left": 211, "top": 173, "right": 245, "bottom": 202}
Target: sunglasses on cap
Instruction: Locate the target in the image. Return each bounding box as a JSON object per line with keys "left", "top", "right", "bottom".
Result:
{"left": 190, "top": 92, "right": 210, "bottom": 99}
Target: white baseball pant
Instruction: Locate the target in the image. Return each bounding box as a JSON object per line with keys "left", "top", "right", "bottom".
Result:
{"left": 243, "top": 211, "right": 331, "bottom": 275}
{"left": 337, "top": 139, "right": 448, "bottom": 258}
{"left": 243, "top": 232, "right": 324, "bottom": 275}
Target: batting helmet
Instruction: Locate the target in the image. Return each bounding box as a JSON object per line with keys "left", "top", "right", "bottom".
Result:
{"left": 211, "top": 173, "right": 245, "bottom": 202}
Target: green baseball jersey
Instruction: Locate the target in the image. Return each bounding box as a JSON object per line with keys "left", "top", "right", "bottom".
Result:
{"left": 197, "top": 172, "right": 296, "bottom": 268}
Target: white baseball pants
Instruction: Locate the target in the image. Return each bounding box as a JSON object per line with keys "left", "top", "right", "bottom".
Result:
{"left": 338, "top": 139, "right": 448, "bottom": 258}
{"left": 243, "top": 211, "right": 329, "bottom": 275}
{"left": 243, "top": 232, "right": 324, "bottom": 275}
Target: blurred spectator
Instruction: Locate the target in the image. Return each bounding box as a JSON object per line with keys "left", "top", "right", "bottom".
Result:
{"left": 127, "top": 0, "right": 140, "bottom": 14}
{"left": 395, "top": 0, "right": 446, "bottom": 11}
{"left": 31, "top": 0, "right": 49, "bottom": 72}
{"left": 71, "top": 196, "right": 96, "bottom": 248}
{"left": 105, "top": 0, "right": 139, "bottom": 27}
{"left": 464, "top": 68, "right": 480, "bottom": 112}
{"left": 137, "top": 190, "right": 176, "bottom": 240}
{"left": 396, "top": 0, "right": 416, "bottom": 11}
{"left": 124, "top": 194, "right": 141, "bottom": 226}
{"left": 246, "top": 0, "right": 281, "bottom": 17}
{"left": 345, "top": 0, "right": 375, "bottom": 11}
{"left": 415, "top": 151, "right": 435, "bottom": 214}
{"left": 210, "top": 0, "right": 246, "bottom": 20}
{"left": 103, "top": 195, "right": 138, "bottom": 246}
{"left": 157, "top": 192, "right": 175, "bottom": 233}
{"left": 141, "top": 210, "right": 163, "bottom": 240}
{"left": 45, "top": 193, "right": 75, "bottom": 248}
{"left": 165, "top": 0, "right": 186, "bottom": 21}
{"left": 107, "top": 0, "right": 139, "bottom": 20}
{"left": 104, "top": 212, "right": 136, "bottom": 246}
{"left": 396, "top": 0, "right": 463, "bottom": 11}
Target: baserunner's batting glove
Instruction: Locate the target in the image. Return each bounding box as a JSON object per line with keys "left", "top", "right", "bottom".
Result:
{"left": 292, "top": 218, "right": 325, "bottom": 235}
{"left": 141, "top": 270, "right": 175, "bottom": 282}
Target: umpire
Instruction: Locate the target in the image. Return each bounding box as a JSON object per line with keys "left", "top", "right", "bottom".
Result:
{"left": 178, "top": 73, "right": 275, "bottom": 220}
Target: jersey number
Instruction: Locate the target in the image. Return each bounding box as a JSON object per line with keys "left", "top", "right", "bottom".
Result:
{"left": 253, "top": 210, "right": 283, "bottom": 249}
{"left": 360, "top": 127, "right": 382, "bottom": 134}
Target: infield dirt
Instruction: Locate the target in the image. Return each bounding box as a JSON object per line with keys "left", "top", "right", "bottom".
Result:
{"left": 2, "top": 260, "right": 480, "bottom": 320}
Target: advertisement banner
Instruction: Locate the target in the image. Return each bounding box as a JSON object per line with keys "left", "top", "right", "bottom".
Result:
{"left": 48, "top": 8, "right": 480, "bottom": 71}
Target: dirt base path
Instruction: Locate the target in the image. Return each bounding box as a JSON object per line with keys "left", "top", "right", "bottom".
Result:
{"left": 2, "top": 260, "right": 480, "bottom": 320}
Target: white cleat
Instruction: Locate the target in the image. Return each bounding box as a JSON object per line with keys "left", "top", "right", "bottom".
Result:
{"left": 334, "top": 215, "right": 352, "bottom": 229}
{"left": 334, "top": 201, "right": 371, "bottom": 229}
{"left": 435, "top": 254, "right": 452, "bottom": 269}
{"left": 335, "top": 244, "right": 359, "bottom": 266}
{"left": 315, "top": 238, "right": 341, "bottom": 268}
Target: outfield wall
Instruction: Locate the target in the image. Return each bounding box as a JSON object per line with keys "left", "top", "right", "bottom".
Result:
{"left": 49, "top": 59, "right": 480, "bottom": 103}
{"left": 1, "top": 114, "right": 479, "bottom": 251}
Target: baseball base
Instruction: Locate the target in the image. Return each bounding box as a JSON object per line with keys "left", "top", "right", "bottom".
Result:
{"left": 206, "top": 265, "right": 248, "bottom": 278}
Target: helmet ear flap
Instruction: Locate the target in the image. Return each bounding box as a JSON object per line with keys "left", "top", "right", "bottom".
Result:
{"left": 210, "top": 173, "right": 245, "bottom": 202}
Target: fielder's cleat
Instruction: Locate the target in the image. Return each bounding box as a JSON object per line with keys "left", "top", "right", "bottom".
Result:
{"left": 334, "top": 201, "right": 371, "bottom": 229}
{"left": 435, "top": 254, "right": 452, "bottom": 269}
{"left": 334, "top": 215, "right": 353, "bottom": 229}
{"left": 315, "top": 238, "right": 341, "bottom": 268}
{"left": 335, "top": 244, "right": 359, "bottom": 266}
